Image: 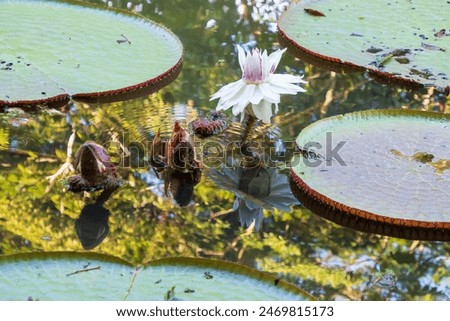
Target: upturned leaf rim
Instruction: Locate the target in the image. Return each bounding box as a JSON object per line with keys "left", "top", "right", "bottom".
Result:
{"left": 289, "top": 109, "right": 450, "bottom": 241}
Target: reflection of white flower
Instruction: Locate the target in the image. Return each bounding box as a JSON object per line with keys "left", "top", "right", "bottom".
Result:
{"left": 209, "top": 162, "right": 298, "bottom": 230}
{"left": 210, "top": 45, "right": 307, "bottom": 123}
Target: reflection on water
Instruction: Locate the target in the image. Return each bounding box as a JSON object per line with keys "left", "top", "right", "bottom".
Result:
{"left": 75, "top": 189, "right": 113, "bottom": 250}
{"left": 209, "top": 154, "right": 297, "bottom": 230}
{"left": 0, "top": 0, "right": 449, "bottom": 300}
{"left": 150, "top": 121, "right": 202, "bottom": 206}
{"left": 209, "top": 134, "right": 297, "bottom": 230}
{"left": 66, "top": 140, "right": 124, "bottom": 249}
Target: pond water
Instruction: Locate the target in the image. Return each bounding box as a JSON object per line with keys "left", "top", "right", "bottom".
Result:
{"left": 1, "top": 0, "right": 449, "bottom": 300}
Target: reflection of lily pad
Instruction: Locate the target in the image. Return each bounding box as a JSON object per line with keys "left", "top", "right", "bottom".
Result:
{"left": 0, "top": 0, "right": 183, "bottom": 108}
{"left": 290, "top": 110, "right": 450, "bottom": 241}
{"left": 0, "top": 252, "right": 312, "bottom": 300}
{"left": 278, "top": 0, "right": 450, "bottom": 91}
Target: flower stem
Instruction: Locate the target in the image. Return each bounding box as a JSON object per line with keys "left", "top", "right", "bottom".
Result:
{"left": 241, "top": 113, "right": 256, "bottom": 145}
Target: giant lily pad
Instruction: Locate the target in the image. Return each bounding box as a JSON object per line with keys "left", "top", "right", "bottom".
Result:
{"left": 0, "top": 0, "right": 183, "bottom": 109}
{"left": 290, "top": 110, "right": 450, "bottom": 241}
{"left": 278, "top": 0, "right": 450, "bottom": 91}
{"left": 0, "top": 252, "right": 312, "bottom": 300}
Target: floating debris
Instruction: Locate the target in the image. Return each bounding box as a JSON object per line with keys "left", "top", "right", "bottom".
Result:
{"left": 410, "top": 67, "right": 434, "bottom": 79}
{"left": 116, "top": 33, "right": 131, "bottom": 44}
{"left": 164, "top": 286, "right": 176, "bottom": 301}
{"left": 66, "top": 265, "right": 101, "bottom": 277}
{"left": 395, "top": 57, "right": 410, "bottom": 64}
{"left": 304, "top": 8, "right": 326, "bottom": 17}
{"left": 434, "top": 29, "right": 446, "bottom": 38}
{"left": 366, "top": 46, "right": 383, "bottom": 54}
{"left": 421, "top": 42, "right": 445, "bottom": 52}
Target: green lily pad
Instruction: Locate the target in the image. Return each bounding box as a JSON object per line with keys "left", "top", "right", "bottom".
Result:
{"left": 0, "top": 0, "right": 183, "bottom": 108}
{"left": 0, "top": 252, "right": 312, "bottom": 300}
{"left": 278, "top": 0, "right": 450, "bottom": 91}
{"left": 290, "top": 109, "right": 450, "bottom": 241}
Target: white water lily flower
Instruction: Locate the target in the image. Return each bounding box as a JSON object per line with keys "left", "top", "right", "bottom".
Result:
{"left": 210, "top": 45, "right": 307, "bottom": 123}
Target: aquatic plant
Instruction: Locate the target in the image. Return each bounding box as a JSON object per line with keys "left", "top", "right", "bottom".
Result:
{"left": 210, "top": 45, "right": 306, "bottom": 123}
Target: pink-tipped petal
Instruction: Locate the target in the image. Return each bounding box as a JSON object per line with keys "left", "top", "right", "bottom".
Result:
{"left": 268, "top": 48, "right": 286, "bottom": 73}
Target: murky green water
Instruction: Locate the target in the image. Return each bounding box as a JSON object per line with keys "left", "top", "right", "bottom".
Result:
{"left": 0, "top": 0, "right": 449, "bottom": 300}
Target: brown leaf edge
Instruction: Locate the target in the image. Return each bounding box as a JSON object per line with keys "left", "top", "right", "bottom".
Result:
{"left": 289, "top": 110, "right": 450, "bottom": 241}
